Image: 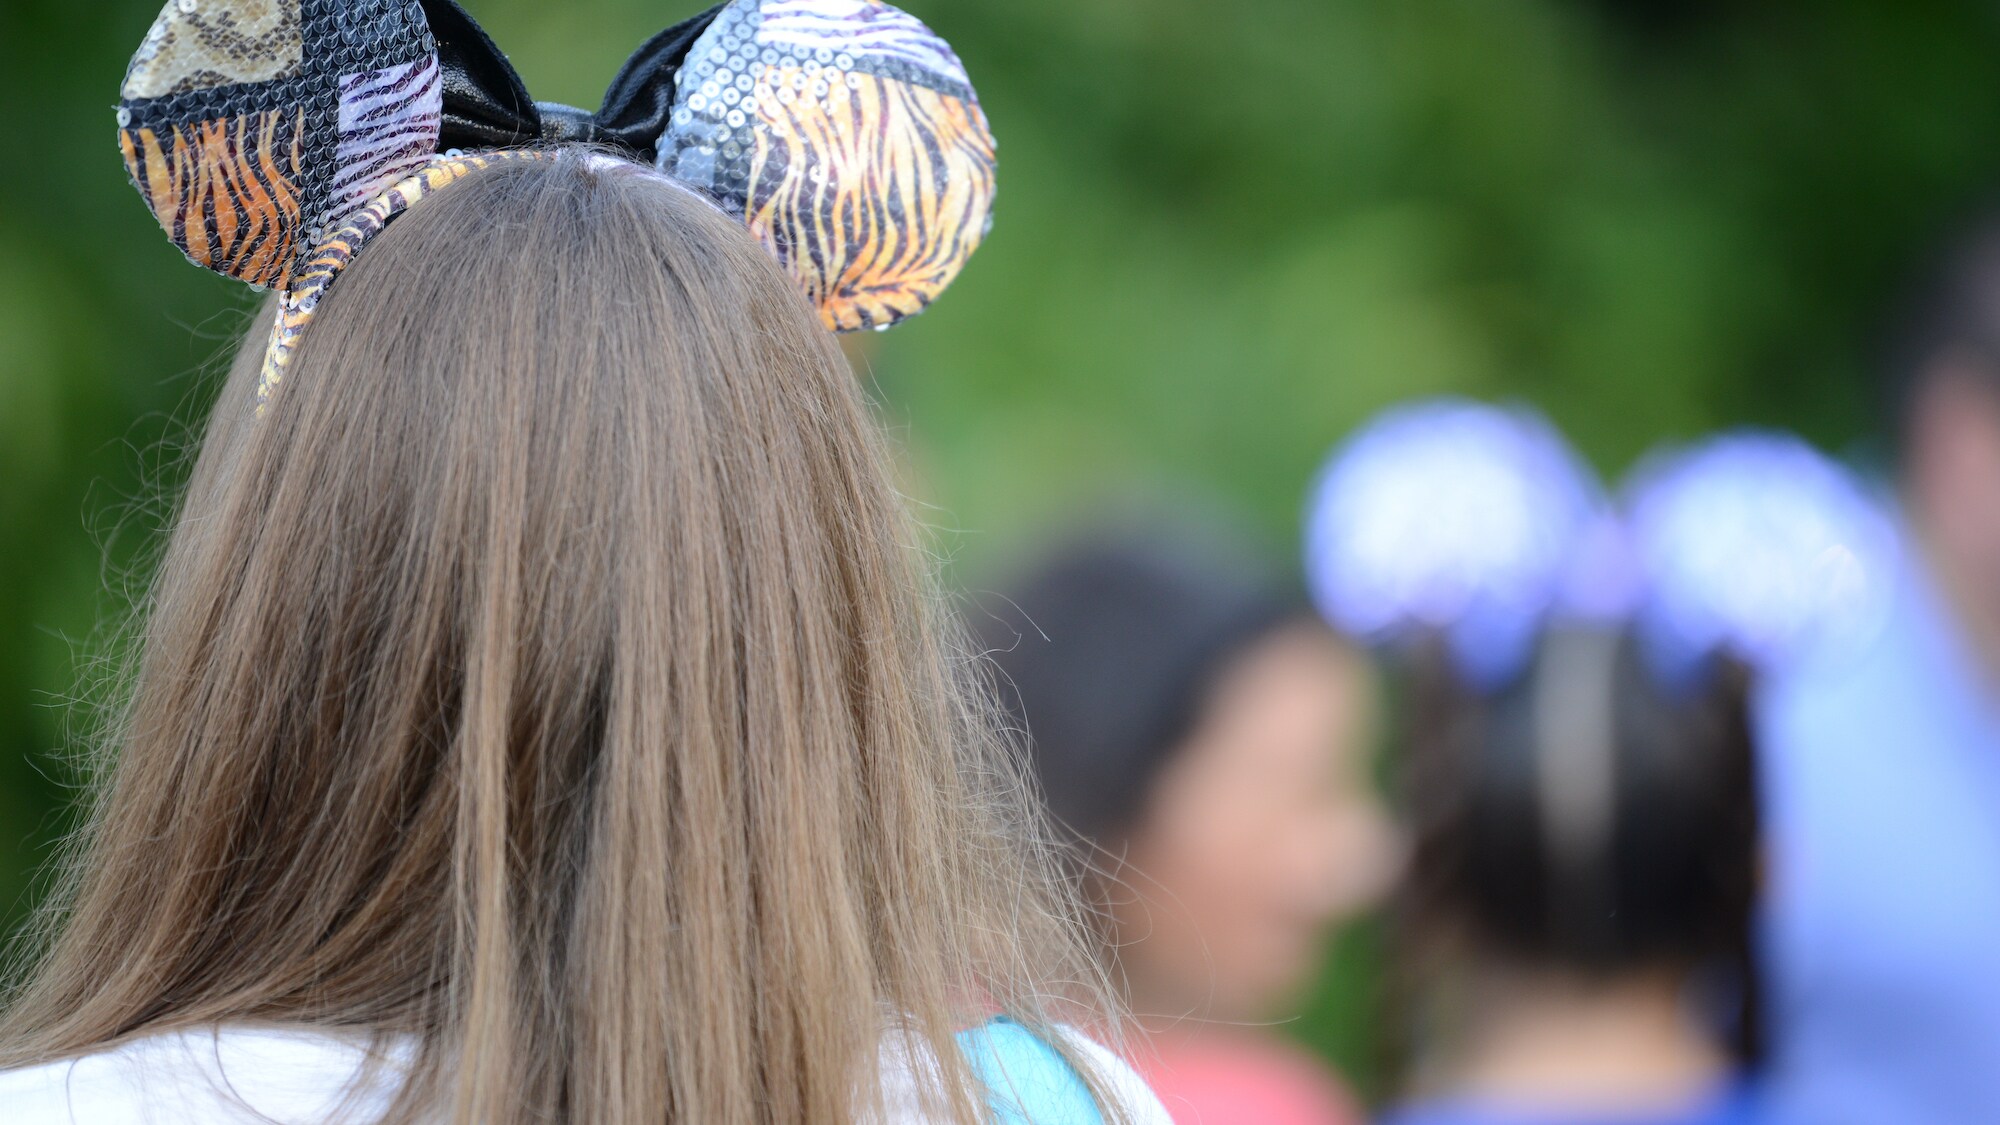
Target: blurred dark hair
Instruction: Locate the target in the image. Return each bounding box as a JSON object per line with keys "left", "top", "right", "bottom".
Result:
{"left": 1398, "top": 627, "right": 1761, "bottom": 1051}
{"left": 970, "top": 535, "right": 1308, "bottom": 847}
{"left": 1883, "top": 205, "right": 2000, "bottom": 460}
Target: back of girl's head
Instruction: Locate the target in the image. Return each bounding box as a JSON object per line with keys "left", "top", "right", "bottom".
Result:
{"left": 1403, "top": 628, "right": 1759, "bottom": 977}
{"left": 1, "top": 151, "right": 1108, "bottom": 1124}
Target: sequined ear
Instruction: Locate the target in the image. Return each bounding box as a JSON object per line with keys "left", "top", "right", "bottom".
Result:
{"left": 656, "top": 0, "right": 998, "bottom": 332}
{"left": 116, "top": 0, "right": 443, "bottom": 290}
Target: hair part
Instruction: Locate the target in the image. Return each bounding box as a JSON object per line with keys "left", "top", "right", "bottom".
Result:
{"left": 0, "top": 151, "right": 1122, "bottom": 1124}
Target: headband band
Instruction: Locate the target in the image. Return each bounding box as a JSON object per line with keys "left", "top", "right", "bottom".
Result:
{"left": 1306, "top": 402, "right": 1896, "bottom": 688}
{"left": 256, "top": 149, "right": 547, "bottom": 410}
{"left": 117, "top": 0, "right": 998, "bottom": 409}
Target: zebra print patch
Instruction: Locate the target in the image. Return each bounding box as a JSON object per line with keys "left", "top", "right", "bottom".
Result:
{"left": 757, "top": 0, "right": 972, "bottom": 97}
{"left": 332, "top": 56, "right": 444, "bottom": 210}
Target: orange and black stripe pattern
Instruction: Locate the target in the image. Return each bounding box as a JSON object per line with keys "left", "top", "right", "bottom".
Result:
{"left": 119, "top": 109, "right": 307, "bottom": 290}
{"left": 114, "top": 0, "right": 437, "bottom": 295}
{"left": 747, "top": 67, "right": 996, "bottom": 332}
{"left": 658, "top": 0, "right": 999, "bottom": 333}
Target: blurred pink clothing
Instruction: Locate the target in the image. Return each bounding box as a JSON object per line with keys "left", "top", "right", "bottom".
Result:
{"left": 1127, "top": 1030, "right": 1363, "bottom": 1125}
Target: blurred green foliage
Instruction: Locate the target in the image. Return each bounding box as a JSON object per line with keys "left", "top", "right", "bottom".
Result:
{"left": 4, "top": 0, "right": 2000, "bottom": 1101}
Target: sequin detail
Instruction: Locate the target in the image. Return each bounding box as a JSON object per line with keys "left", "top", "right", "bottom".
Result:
{"left": 658, "top": 0, "right": 997, "bottom": 331}
{"left": 116, "top": 0, "right": 439, "bottom": 289}
{"left": 121, "top": 0, "right": 303, "bottom": 100}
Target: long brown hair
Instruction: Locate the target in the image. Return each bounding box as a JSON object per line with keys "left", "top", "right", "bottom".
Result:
{"left": 0, "top": 150, "right": 1118, "bottom": 1123}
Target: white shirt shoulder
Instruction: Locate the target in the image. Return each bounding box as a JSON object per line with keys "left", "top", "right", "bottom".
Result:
{"left": 2, "top": 1023, "right": 1170, "bottom": 1125}
{"left": 0, "top": 1027, "right": 406, "bottom": 1125}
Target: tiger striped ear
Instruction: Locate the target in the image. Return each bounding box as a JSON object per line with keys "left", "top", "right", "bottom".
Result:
{"left": 654, "top": 0, "right": 997, "bottom": 332}
{"left": 116, "top": 0, "right": 443, "bottom": 291}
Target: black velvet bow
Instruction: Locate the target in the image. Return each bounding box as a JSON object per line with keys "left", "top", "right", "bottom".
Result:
{"left": 419, "top": 0, "right": 727, "bottom": 159}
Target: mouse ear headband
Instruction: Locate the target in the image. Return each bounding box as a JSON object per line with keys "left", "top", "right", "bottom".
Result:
{"left": 116, "top": 0, "right": 997, "bottom": 407}
{"left": 1304, "top": 403, "right": 1896, "bottom": 688}
{"left": 1303, "top": 397, "right": 1606, "bottom": 690}
{"left": 1620, "top": 430, "right": 1898, "bottom": 683}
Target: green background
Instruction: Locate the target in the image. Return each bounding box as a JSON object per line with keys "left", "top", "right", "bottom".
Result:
{"left": 4, "top": 0, "right": 1999, "bottom": 1101}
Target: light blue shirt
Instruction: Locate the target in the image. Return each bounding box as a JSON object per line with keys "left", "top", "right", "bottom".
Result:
{"left": 1755, "top": 532, "right": 2000, "bottom": 1125}
{"left": 961, "top": 1020, "right": 1106, "bottom": 1124}
{"left": 958, "top": 1019, "right": 1172, "bottom": 1124}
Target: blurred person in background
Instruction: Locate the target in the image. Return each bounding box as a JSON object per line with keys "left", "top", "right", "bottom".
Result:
{"left": 1752, "top": 211, "right": 2000, "bottom": 1125}
{"left": 1303, "top": 402, "right": 1795, "bottom": 1125}
{"left": 972, "top": 534, "right": 1400, "bottom": 1125}
{"left": 1381, "top": 628, "right": 1762, "bottom": 1125}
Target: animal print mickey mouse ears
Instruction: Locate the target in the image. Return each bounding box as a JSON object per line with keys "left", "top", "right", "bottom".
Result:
{"left": 116, "top": 0, "right": 998, "bottom": 335}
